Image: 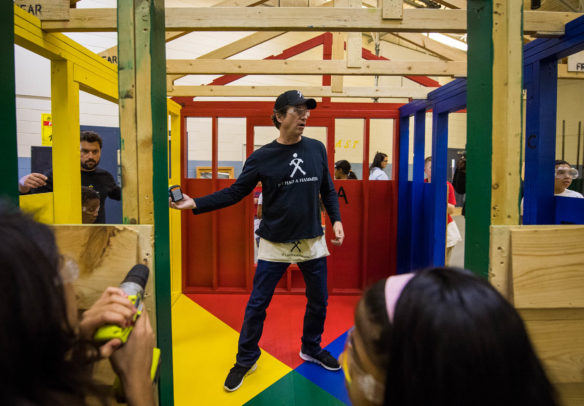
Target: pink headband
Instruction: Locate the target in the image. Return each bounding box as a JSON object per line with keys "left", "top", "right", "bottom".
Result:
{"left": 385, "top": 273, "right": 415, "bottom": 322}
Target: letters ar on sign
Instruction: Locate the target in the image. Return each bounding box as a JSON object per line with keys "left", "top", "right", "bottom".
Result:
{"left": 15, "top": 0, "right": 70, "bottom": 21}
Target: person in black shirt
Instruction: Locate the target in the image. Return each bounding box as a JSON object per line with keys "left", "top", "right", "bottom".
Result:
{"left": 18, "top": 131, "right": 121, "bottom": 224}
{"left": 170, "top": 90, "right": 345, "bottom": 392}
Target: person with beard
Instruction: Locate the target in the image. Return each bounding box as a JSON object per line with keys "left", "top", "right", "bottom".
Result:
{"left": 18, "top": 131, "right": 121, "bottom": 224}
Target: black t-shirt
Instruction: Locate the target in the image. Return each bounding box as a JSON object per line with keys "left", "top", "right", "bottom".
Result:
{"left": 28, "top": 168, "right": 121, "bottom": 224}
{"left": 194, "top": 137, "right": 341, "bottom": 243}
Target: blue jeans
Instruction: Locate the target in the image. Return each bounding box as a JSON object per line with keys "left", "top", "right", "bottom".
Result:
{"left": 235, "top": 257, "right": 329, "bottom": 367}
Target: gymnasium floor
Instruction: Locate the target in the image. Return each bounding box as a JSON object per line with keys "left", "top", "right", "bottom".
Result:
{"left": 171, "top": 293, "right": 360, "bottom": 405}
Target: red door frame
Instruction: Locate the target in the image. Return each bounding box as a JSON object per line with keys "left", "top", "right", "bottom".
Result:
{"left": 180, "top": 101, "right": 402, "bottom": 294}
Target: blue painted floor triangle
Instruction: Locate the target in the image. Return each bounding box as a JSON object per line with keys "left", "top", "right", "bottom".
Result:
{"left": 295, "top": 328, "right": 353, "bottom": 405}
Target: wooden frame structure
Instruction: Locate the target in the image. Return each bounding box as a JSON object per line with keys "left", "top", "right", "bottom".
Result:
{"left": 398, "top": 13, "right": 584, "bottom": 278}
{"left": 3, "top": 1, "right": 584, "bottom": 405}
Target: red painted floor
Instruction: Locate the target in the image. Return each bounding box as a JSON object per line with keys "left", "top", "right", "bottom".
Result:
{"left": 188, "top": 293, "right": 360, "bottom": 368}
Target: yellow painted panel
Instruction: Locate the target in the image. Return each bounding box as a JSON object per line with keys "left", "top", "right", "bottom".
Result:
{"left": 168, "top": 106, "right": 183, "bottom": 298}
{"left": 172, "top": 295, "right": 291, "bottom": 405}
{"left": 19, "top": 193, "right": 55, "bottom": 224}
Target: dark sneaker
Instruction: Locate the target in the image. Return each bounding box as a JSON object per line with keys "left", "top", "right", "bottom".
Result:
{"left": 299, "top": 350, "right": 341, "bottom": 371}
{"left": 224, "top": 363, "right": 257, "bottom": 392}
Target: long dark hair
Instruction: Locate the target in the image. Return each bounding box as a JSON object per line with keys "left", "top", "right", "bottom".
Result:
{"left": 0, "top": 203, "right": 100, "bottom": 406}
{"left": 358, "top": 268, "right": 557, "bottom": 406}
{"left": 370, "top": 152, "right": 387, "bottom": 170}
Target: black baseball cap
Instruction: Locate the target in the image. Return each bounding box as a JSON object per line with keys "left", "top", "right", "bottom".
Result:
{"left": 274, "top": 90, "right": 317, "bottom": 111}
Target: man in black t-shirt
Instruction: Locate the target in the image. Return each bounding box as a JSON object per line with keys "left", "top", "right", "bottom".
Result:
{"left": 171, "top": 90, "right": 345, "bottom": 392}
{"left": 19, "top": 131, "right": 121, "bottom": 224}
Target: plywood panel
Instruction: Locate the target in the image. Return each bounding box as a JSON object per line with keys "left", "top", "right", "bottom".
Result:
{"left": 511, "top": 226, "right": 584, "bottom": 309}
{"left": 523, "top": 318, "right": 584, "bottom": 383}
{"left": 52, "top": 225, "right": 155, "bottom": 393}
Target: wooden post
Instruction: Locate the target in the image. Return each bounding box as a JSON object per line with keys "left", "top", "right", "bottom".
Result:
{"left": 346, "top": 0, "right": 362, "bottom": 68}
{"left": 117, "top": 0, "right": 174, "bottom": 404}
{"left": 465, "top": 0, "right": 493, "bottom": 278}
{"left": 0, "top": 3, "right": 18, "bottom": 205}
{"left": 51, "top": 60, "right": 82, "bottom": 224}
{"left": 491, "top": 0, "right": 523, "bottom": 225}
{"left": 382, "top": 0, "right": 403, "bottom": 19}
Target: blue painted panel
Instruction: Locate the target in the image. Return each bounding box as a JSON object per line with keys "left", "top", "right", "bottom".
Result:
{"left": 430, "top": 113, "right": 449, "bottom": 266}
{"left": 410, "top": 111, "right": 428, "bottom": 270}
{"left": 523, "top": 60, "right": 557, "bottom": 225}
{"left": 555, "top": 196, "right": 584, "bottom": 224}
{"left": 397, "top": 116, "right": 412, "bottom": 273}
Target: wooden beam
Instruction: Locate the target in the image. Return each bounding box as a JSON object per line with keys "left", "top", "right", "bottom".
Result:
{"left": 167, "top": 85, "right": 438, "bottom": 98}
{"left": 42, "top": 7, "right": 583, "bottom": 35}
{"left": 388, "top": 32, "right": 467, "bottom": 61}
{"left": 491, "top": 0, "right": 523, "bottom": 226}
{"left": 166, "top": 58, "right": 466, "bottom": 76}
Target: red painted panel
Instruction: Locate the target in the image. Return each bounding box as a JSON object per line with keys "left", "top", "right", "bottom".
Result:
{"left": 329, "top": 181, "right": 364, "bottom": 291}
{"left": 184, "top": 179, "right": 214, "bottom": 288}
{"left": 216, "top": 179, "right": 249, "bottom": 288}
{"left": 366, "top": 181, "right": 397, "bottom": 285}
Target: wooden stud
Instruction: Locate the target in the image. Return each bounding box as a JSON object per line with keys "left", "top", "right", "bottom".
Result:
{"left": 465, "top": 0, "right": 493, "bottom": 278}
{"left": 118, "top": 1, "right": 139, "bottom": 224}
{"left": 51, "top": 60, "right": 82, "bottom": 224}
{"left": 0, "top": 2, "right": 18, "bottom": 205}
{"left": 117, "top": 1, "right": 174, "bottom": 404}
{"left": 331, "top": 32, "right": 345, "bottom": 92}
{"left": 347, "top": 0, "right": 362, "bottom": 67}
{"left": 41, "top": 8, "right": 582, "bottom": 35}
{"left": 491, "top": 0, "right": 523, "bottom": 226}
{"left": 382, "top": 0, "right": 403, "bottom": 19}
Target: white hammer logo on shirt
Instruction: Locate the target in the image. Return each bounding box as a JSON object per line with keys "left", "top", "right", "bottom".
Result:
{"left": 289, "top": 153, "right": 306, "bottom": 178}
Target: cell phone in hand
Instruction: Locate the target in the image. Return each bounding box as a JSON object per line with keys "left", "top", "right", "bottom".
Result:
{"left": 169, "top": 185, "right": 184, "bottom": 202}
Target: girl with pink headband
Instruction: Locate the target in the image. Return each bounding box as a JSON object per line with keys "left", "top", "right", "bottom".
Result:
{"left": 340, "top": 267, "right": 557, "bottom": 406}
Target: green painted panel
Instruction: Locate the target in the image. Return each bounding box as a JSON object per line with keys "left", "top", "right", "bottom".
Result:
{"left": 0, "top": 5, "right": 19, "bottom": 205}
{"left": 245, "top": 371, "right": 346, "bottom": 406}
{"left": 465, "top": 1, "right": 493, "bottom": 278}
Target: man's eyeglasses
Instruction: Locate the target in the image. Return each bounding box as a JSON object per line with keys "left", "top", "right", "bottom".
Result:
{"left": 555, "top": 168, "right": 579, "bottom": 179}
{"left": 340, "top": 327, "right": 385, "bottom": 404}
{"left": 290, "top": 106, "right": 309, "bottom": 117}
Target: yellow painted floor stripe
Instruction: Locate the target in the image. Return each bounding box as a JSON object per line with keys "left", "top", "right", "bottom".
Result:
{"left": 172, "top": 294, "right": 292, "bottom": 406}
